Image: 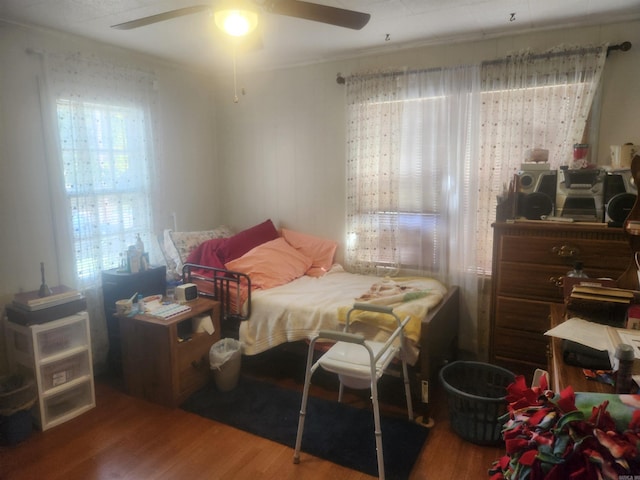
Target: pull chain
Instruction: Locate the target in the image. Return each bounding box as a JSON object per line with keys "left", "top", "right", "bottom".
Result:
{"left": 233, "top": 47, "right": 239, "bottom": 103}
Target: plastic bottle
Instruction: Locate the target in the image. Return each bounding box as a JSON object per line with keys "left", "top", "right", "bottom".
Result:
{"left": 136, "top": 234, "right": 145, "bottom": 254}
{"left": 136, "top": 293, "right": 145, "bottom": 314}
{"left": 615, "top": 343, "right": 635, "bottom": 394}
{"left": 567, "top": 261, "right": 588, "bottom": 278}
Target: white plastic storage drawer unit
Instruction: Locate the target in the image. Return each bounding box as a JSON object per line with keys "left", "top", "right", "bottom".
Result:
{"left": 5, "top": 312, "right": 96, "bottom": 431}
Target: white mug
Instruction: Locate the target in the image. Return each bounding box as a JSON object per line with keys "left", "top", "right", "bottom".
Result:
{"left": 115, "top": 298, "right": 133, "bottom": 315}
{"left": 611, "top": 144, "right": 639, "bottom": 169}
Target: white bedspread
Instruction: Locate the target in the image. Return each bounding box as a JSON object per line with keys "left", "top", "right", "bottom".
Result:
{"left": 238, "top": 265, "right": 447, "bottom": 364}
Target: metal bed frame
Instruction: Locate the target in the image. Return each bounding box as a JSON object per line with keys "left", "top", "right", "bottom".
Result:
{"left": 182, "top": 262, "right": 460, "bottom": 422}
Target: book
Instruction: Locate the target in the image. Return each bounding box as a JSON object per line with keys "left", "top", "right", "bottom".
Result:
{"left": 571, "top": 285, "right": 636, "bottom": 299}
{"left": 6, "top": 298, "right": 87, "bottom": 326}
{"left": 13, "top": 285, "right": 83, "bottom": 312}
{"left": 569, "top": 285, "right": 635, "bottom": 304}
{"left": 569, "top": 292, "right": 633, "bottom": 304}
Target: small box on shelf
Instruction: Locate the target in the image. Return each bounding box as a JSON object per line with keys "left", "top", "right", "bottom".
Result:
{"left": 626, "top": 304, "right": 640, "bottom": 330}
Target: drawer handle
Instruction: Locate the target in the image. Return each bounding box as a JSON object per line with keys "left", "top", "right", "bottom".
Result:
{"left": 191, "top": 357, "right": 208, "bottom": 371}
{"left": 549, "top": 276, "right": 564, "bottom": 287}
{"left": 551, "top": 245, "right": 579, "bottom": 258}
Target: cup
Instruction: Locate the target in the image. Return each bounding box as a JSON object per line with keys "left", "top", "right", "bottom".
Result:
{"left": 115, "top": 298, "right": 133, "bottom": 315}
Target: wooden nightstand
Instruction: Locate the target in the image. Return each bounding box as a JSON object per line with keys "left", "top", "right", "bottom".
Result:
{"left": 101, "top": 266, "right": 167, "bottom": 375}
{"left": 118, "top": 297, "right": 221, "bottom": 408}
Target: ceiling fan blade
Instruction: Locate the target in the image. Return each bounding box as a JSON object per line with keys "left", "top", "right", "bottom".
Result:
{"left": 266, "top": 0, "right": 370, "bottom": 30}
{"left": 111, "top": 5, "right": 211, "bottom": 30}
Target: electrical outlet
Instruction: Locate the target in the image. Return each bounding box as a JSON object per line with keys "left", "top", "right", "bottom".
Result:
{"left": 421, "top": 380, "right": 429, "bottom": 403}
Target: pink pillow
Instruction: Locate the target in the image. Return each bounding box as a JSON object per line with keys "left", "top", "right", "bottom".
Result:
{"left": 225, "top": 237, "right": 312, "bottom": 290}
{"left": 281, "top": 228, "right": 337, "bottom": 277}
{"left": 218, "top": 219, "right": 279, "bottom": 263}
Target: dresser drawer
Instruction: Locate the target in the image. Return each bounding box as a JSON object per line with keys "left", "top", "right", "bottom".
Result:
{"left": 492, "top": 326, "right": 548, "bottom": 367}
{"left": 177, "top": 333, "right": 217, "bottom": 398}
{"left": 493, "top": 355, "right": 545, "bottom": 380}
{"left": 494, "top": 297, "right": 551, "bottom": 333}
{"left": 499, "top": 234, "right": 630, "bottom": 272}
{"left": 490, "top": 222, "right": 632, "bottom": 384}
{"left": 496, "top": 262, "right": 565, "bottom": 301}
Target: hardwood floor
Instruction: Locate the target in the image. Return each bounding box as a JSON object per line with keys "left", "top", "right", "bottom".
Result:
{"left": 0, "top": 358, "right": 504, "bottom": 480}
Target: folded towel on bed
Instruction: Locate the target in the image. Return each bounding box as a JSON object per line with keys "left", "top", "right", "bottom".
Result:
{"left": 337, "top": 277, "right": 446, "bottom": 343}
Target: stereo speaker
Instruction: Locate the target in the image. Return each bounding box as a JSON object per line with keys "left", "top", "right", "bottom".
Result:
{"left": 516, "top": 170, "right": 557, "bottom": 220}
{"left": 603, "top": 170, "right": 637, "bottom": 226}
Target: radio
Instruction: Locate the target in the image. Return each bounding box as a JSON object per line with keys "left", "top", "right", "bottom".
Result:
{"left": 175, "top": 283, "right": 198, "bottom": 303}
{"left": 555, "top": 166, "right": 604, "bottom": 222}
{"left": 515, "top": 167, "right": 557, "bottom": 220}
{"left": 603, "top": 169, "right": 637, "bottom": 226}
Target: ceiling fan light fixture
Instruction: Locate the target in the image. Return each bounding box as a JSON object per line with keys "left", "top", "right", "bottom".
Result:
{"left": 214, "top": 2, "right": 259, "bottom": 37}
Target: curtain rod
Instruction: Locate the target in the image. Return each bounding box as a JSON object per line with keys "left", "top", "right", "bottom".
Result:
{"left": 336, "top": 41, "right": 632, "bottom": 84}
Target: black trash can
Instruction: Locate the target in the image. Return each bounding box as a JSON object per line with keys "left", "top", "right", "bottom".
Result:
{"left": 0, "top": 375, "right": 36, "bottom": 445}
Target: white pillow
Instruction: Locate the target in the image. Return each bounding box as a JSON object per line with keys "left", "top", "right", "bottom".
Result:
{"left": 162, "top": 226, "right": 234, "bottom": 277}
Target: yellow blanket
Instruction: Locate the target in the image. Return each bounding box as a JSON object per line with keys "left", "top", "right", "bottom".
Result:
{"left": 337, "top": 277, "right": 446, "bottom": 343}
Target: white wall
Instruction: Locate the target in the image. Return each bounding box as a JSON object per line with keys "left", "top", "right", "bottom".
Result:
{"left": 215, "top": 21, "right": 640, "bottom": 264}
{"left": 0, "top": 22, "right": 223, "bottom": 291}
{"left": 0, "top": 22, "right": 221, "bottom": 371}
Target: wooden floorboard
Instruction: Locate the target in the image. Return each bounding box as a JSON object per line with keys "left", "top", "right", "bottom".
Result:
{"left": 0, "top": 362, "right": 504, "bottom": 480}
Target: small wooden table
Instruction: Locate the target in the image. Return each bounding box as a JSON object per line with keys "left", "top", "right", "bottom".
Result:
{"left": 548, "top": 304, "right": 614, "bottom": 394}
{"left": 119, "top": 297, "right": 221, "bottom": 407}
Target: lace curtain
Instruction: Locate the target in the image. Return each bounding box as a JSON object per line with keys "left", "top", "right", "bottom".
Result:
{"left": 344, "top": 44, "right": 607, "bottom": 357}
{"left": 345, "top": 65, "right": 482, "bottom": 355}
{"left": 476, "top": 44, "right": 608, "bottom": 272}
{"left": 345, "top": 72, "right": 405, "bottom": 273}
{"left": 42, "top": 52, "right": 159, "bottom": 290}
{"left": 36, "top": 52, "right": 160, "bottom": 370}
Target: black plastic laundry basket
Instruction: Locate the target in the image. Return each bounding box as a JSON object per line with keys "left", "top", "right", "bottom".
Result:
{"left": 439, "top": 361, "right": 515, "bottom": 445}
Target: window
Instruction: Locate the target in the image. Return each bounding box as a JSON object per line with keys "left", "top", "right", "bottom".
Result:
{"left": 56, "top": 98, "right": 153, "bottom": 284}
{"left": 345, "top": 66, "right": 480, "bottom": 278}
{"left": 346, "top": 46, "right": 607, "bottom": 276}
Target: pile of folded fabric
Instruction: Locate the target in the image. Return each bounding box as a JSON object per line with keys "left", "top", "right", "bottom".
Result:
{"left": 489, "top": 375, "right": 640, "bottom": 479}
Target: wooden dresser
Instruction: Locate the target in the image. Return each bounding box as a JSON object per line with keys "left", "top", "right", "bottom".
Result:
{"left": 490, "top": 221, "right": 632, "bottom": 381}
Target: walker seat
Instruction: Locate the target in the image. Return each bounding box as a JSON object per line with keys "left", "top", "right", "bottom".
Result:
{"left": 293, "top": 302, "right": 414, "bottom": 480}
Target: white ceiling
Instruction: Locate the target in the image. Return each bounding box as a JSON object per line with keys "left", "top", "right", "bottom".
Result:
{"left": 1, "top": 0, "right": 639, "bottom": 73}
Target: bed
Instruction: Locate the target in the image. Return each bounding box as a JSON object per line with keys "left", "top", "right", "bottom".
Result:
{"left": 162, "top": 219, "right": 460, "bottom": 419}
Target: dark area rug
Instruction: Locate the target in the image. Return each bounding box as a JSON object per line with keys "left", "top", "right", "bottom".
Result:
{"left": 181, "top": 375, "right": 429, "bottom": 479}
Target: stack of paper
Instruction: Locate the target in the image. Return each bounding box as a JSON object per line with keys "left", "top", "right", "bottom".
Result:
{"left": 545, "top": 318, "right": 640, "bottom": 382}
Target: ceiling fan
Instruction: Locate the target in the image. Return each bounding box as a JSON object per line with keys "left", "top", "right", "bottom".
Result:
{"left": 110, "top": 0, "right": 371, "bottom": 32}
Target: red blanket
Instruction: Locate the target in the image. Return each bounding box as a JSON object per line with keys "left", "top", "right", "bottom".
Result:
{"left": 185, "top": 238, "right": 226, "bottom": 271}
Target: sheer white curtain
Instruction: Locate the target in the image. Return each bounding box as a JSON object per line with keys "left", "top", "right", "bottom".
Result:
{"left": 345, "top": 65, "right": 482, "bottom": 355}
{"left": 35, "top": 51, "right": 160, "bottom": 370}
{"left": 42, "top": 52, "right": 159, "bottom": 290}
{"left": 476, "top": 44, "right": 608, "bottom": 272}
{"left": 345, "top": 45, "right": 608, "bottom": 359}
{"left": 345, "top": 72, "right": 406, "bottom": 273}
